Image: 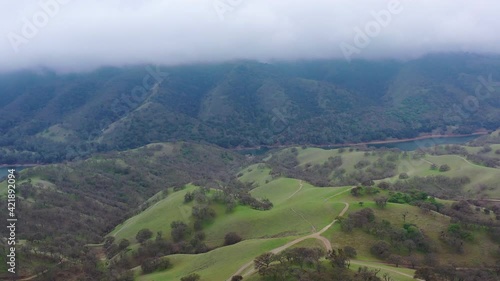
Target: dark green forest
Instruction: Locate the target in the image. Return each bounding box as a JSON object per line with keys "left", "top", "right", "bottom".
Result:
{"left": 1, "top": 53, "right": 500, "bottom": 164}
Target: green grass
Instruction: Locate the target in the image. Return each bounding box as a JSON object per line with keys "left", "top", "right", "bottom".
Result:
{"left": 324, "top": 198, "right": 499, "bottom": 266}
{"left": 350, "top": 261, "right": 416, "bottom": 281}
{"left": 203, "top": 180, "right": 349, "bottom": 245}
{"left": 293, "top": 145, "right": 500, "bottom": 198}
{"left": 0, "top": 176, "right": 53, "bottom": 197}
{"left": 136, "top": 237, "right": 292, "bottom": 281}
{"left": 288, "top": 238, "right": 325, "bottom": 250}
{"left": 242, "top": 261, "right": 416, "bottom": 281}
{"left": 238, "top": 163, "right": 272, "bottom": 186}
{"left": 109, "top": 184, "right": 196, "bottom": 242}
{"left": 422, "top": 154, "right": 500, "bottom": 197}
{"left": 118, "top": 144, "right": 499, "bottom": 280}
{"left": 110, "top": 178, "right": 350, "bottom": 248}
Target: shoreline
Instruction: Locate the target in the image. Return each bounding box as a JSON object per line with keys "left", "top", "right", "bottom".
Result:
{"left": 0, "top": 132, "right": 489, "bottom": 162}
{"left": 232, "top": 132, "right": 488, "bottom": 151}
{"left": 0, "top": 164, "right": 41, "bottom": 168}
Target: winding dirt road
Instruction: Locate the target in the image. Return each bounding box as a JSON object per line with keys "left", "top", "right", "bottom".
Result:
{"left": 226, "top": 182, "right": 423, "bottom": 280}
{"left": 225, "top": 186, "right": 350, "bottom": 281}
{"left": 286, "top": 180, "right": 303, "bottom": 200}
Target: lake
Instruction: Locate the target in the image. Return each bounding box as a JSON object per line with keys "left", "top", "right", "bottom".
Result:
{"left": 236, "top": 135, "right": 481, "bottom": 155}
{"left": 367, "top": 135, "right": 481, "bottom": 151}
{"left": 0, "top": 166, "right": 27, "bottom": 179}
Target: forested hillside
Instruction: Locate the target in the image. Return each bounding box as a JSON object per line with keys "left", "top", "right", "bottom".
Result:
{"left": 0, "top": 142, "right": 247, "bottom": 279}
{"left": 1, "top": 53, "right": 500, "bottom": 164}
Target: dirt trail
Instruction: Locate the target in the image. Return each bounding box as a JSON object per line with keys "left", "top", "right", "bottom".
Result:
{"left": 422, "top": 159, "right": 435, "bottom": 165}
{"left": 226, "top": 197, "right": 349, "bottom": 280}
{"left": 475, "top": 199, "right": 500, "bottom": 202}
{"left": 19, "top": 261, "right": 64, "bottom": 281}
{"left": 286, "top": 180, "right": 303, "bottom": 200}
{"left": 351, "top": 260, "right": 422, "bottom": 280}
{"left": 290, "top": 207, "right": 316, "bottom": 232}
{"left": 323, "top": 187, "right": 353, "bottom": 202}
{"left": 453, "top": 155, "right": 477, "bottom": 166}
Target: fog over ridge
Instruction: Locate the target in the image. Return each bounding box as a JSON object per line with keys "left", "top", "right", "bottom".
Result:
{"left": 0, "top": 0, "right": 499, "bottom": 72}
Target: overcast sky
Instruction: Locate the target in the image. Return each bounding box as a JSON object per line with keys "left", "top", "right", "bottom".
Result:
{"left": 0, "top": 0, "right": 499, "bottom": 72}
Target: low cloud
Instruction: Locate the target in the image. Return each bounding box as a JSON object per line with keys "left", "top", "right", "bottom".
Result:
{"left": 1, "top": 0, "right": 499, "bottom": 72}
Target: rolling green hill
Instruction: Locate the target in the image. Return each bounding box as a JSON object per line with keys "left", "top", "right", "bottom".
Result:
{"left": 0, "top": 142, "right": 246, "bottom": 278}
{"left": 103, "top": 142, "right": 500, "bottom": 281}
{"left": 1, "top": 131, "right": 499, "bottom": 280}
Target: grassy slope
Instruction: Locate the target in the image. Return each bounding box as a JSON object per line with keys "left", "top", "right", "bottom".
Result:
{"left": 116, "top": 145, "right": 498, "bottom": 281}
{"left": 108, "top": 164, "right": 352, "bottom": 280}
{"left": 423, "top": 154, "right": 500, "bottom": 197}
{"left": 110, "top": 178, "right": 349, "bottom": 248}
{"left": 295, "top": 146, "right": 500, "bottom": 197}
{"left": 135, "top": 238, "right": 291, "bottom": 281}
{"left": 110, "top": 184, "right": 197, "bottom": 242}
{"left": 324, "top": 199, "right": 498, "bottom": 266}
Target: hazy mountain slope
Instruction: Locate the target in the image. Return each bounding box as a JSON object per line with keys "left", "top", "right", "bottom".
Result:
{"left": 0, "top": 54, "right": 499, "bottom": 163}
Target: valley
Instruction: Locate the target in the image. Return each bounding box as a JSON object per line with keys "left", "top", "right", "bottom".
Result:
{"left": 0, "top": 56, "right": 499, "bottom": 281}
{"left": 2, "top": 2, "right": 500, "bottom": 280}
{"left": 1, "top": 130, "right": 498, "bottom": 280}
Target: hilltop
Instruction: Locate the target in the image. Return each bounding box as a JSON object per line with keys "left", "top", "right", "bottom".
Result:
{"left": 102, "top": 137, "right": 500, "bottom": 280}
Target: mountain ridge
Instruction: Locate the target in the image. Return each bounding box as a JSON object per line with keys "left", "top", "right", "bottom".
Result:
{"left": 1, "top": 53, "right": 499, "bottom": 163}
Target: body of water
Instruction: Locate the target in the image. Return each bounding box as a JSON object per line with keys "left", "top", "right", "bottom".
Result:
{"left": 0, "top": 166, "right": 27, "bottom": 179}
{"left": 367, "top": 135, "right": 480, "bottom": 151}
{"left": 236, "top": 135, "right": 481, "bottom": 155}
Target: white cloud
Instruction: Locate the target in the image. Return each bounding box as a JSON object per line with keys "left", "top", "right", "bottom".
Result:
{"left": 0, "top": 0, "right": 499, "bottom": 72}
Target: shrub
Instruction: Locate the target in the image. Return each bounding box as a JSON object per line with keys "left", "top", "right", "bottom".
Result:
{"left": 370, "top": 241, "right": 391, "bottom": 259}
{"left": 343, "top": 246, "right": 357, "bottom": 258}
{"left": 141, "top": 257, "right": 171, "bottom": 274}
{"left": 181, "top": 273, "right": 201, "bottom": 281}
{"left": 224, "top": 232, "right": 242, "bottom": 246}
{"left": 171, "top": 221, "right": 190, "bottom": 242}
{"left": 184, "top": 192, "right": 194, "bottom": 203}
{"left": 136, "top": 228, "right": 153, "bottom": 243}
{"left": 118, "top": 239, "right": 130, "bottom": 250}
{"left": 378, "top": 181, "right": 390, "bottom": 190}
{"left": 439, "top": 164, "right": 451, "bottom": 172}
